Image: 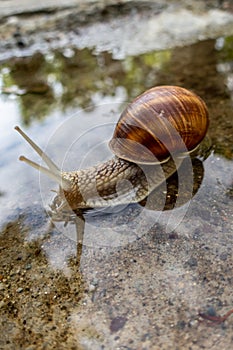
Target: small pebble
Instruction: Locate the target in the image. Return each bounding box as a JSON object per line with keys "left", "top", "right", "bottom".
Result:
{"left": 185, "top": 257, "right": 198, "bottom": 268}
{"left": 110, "top": 316, "right": 127, "bottom": 333}
{"left": 0, "top": 300, "right": 5, "bottom": 308}
{"left": 25, "top": 264, "right": 32, "bottom": 270}
{"left": 88, "top": 284, "right": 96, "bottom": 292}
{"left": 206, "top": 306, "right": 217, "bottom": 316}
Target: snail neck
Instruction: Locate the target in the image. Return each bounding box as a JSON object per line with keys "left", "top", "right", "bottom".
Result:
{"left": 60, "top": 156, "right": 181, "bottom": 210}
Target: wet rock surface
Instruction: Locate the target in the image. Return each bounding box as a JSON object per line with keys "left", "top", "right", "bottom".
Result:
{"left": 0, "top": 1, "right": 233, "bottom": 349}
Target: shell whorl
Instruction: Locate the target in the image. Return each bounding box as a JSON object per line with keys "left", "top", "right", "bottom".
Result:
{"left": 109, "top": 86, "right": 209, "bottom": 164}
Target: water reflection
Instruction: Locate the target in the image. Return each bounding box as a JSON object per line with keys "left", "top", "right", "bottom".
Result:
{"left": 0, "top": 48, "right": 171, "bottom": 125}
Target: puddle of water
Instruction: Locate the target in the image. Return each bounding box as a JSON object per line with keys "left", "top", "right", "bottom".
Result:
{"left": 0, "top": 36, "right": 233, "bottom": 348}
{"left": 0, "top": 37, "right": 232, "bottom": 226}
{"left": 1, "top": 36, "right": 233, "bottom": 251}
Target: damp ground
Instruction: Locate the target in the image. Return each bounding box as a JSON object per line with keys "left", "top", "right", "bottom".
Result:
{"left": 0, "top": 1, "right": 233, "bottom": 349}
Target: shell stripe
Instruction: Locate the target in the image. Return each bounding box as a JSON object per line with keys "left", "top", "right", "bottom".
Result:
{"left": 127, "top": 104, "right": 167, "bottom": 149}
{"left": 110, "top": 86, "right": 209, "bottom": 164}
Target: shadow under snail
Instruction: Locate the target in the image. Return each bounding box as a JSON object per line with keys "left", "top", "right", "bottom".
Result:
{"left": 15, "top": 85, "right": 209, "bottom": 212}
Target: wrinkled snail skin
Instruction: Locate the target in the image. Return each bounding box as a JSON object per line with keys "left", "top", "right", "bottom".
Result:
{"left": 15, "top": 85, "right": 209, "bottom": 211}
{"left": 60, "top": 156, "right": 181, "bottom": 209}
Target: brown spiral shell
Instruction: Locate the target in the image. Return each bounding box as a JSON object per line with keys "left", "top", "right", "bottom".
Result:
{"left": 109, "top": 86, "right": 209, "bottom": 164}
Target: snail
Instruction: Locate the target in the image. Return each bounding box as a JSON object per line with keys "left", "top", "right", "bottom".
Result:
{"left": 15, "top": 85, "right": 209, "bottom": 212}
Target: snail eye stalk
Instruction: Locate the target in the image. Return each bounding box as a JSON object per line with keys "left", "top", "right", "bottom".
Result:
{"left": 15, "top": 126, "right": 71, "bottom": 191}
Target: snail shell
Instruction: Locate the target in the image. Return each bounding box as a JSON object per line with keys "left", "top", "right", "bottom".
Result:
{"left": 109, "top": 86, "right": 209, "bottom": 164}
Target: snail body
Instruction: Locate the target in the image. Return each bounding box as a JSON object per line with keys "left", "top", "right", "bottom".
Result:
{"left": 15, "top": 86, "right": 209, "bottom": 211}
